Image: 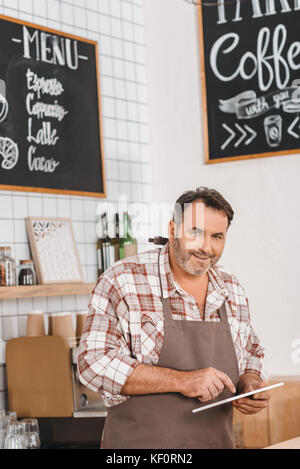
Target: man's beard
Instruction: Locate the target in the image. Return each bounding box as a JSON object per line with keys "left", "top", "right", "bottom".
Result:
{"left": 172, "top": 238, "right": 215, "bottom": 276}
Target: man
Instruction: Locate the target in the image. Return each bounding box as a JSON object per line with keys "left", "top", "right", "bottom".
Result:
{"left": 78, "top": 187, "right": 269, "bottom": 449}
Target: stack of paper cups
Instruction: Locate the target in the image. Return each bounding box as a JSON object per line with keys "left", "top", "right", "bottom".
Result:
{"left": 76, "top": 311, "right": 88, "bottom": 344}
{"left": 26, "top": 310, "right": 46, "bottom": 337}
{"left": 48, "top": 312, "right": 76, "bottom": 348}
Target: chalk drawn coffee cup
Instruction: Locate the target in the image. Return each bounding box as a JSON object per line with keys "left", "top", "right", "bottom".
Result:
{"left": 0, "top": 94, "right": 8, "bottom": 123}
{"left": 264, "top": 115, "right": 282, "bottom": 147}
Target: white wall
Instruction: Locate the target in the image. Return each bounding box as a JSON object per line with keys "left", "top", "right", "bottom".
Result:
{"left": 144, "top": 0, "right": 300, "bottom": 376}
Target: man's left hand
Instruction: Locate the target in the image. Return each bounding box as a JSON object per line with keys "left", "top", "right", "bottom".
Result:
{"left": 233, "top": 373, "right": 270, "bottom": 415}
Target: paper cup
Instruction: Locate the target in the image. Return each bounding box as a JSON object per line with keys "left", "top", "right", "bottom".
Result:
{"left": 49, "top": 312, "right": 76, "bottom": 347}
{"left": 76, "top": 311, "right": 88, "bottom": 341}
{"left": 26, "top": 310, "right": 45, "bottom": 337}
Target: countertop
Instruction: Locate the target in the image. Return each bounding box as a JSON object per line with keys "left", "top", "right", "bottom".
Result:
{"left": 265, "top": 437, "right": 300, "bottom": 449}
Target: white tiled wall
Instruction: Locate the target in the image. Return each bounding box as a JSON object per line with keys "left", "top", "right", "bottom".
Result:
{"left": 0, "top": 0, "right": 151, "bottom": 411}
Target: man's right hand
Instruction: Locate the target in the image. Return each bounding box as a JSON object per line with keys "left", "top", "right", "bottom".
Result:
{"left": 179, "top": 367, "right": 236, "bottom": 402}
{"left": 121, "top": 363, "right": 235, "bottom": 401}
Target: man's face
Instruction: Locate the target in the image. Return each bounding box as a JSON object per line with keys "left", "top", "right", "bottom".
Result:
{"left": 169, "top": 201, "right": 228, "bottom": 276}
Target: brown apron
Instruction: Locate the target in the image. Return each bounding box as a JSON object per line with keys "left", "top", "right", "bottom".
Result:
{"left": 102, "top": 249, "right": 239, "bottom": 449}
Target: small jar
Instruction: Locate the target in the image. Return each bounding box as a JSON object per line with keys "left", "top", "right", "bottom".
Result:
{"left": 18, "top": 260, "right": 36, "bottom": 286}
{"left": 0, "top": 247, "right": 16, "bottom": 286}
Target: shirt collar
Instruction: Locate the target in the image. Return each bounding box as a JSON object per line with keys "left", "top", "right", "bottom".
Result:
{"left": 158, "top": 242, "right": 229, "bottom": 301}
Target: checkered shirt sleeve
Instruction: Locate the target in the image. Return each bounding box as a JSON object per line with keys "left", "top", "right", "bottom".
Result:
{"left": 77, "top": 274, "right": 139, "bottom": 406}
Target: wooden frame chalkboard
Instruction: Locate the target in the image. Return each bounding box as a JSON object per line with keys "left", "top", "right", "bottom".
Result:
{"left": 198, "top": 2, "right": 300, "bottom": 164}
{"left": 0, "top": 14, "right": 106, "bottom": 197}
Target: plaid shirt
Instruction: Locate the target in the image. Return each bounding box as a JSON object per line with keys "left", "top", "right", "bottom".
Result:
{"left": 77, "top": 242, "right": 267, "bottom": 407}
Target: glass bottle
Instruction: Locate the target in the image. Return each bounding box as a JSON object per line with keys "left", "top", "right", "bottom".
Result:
{"left": 96, "top": 215, "right": 104, "bottom": 277}
{"left": 18, "top": 260, "right": 37, "bottom": 286}
{"left": 0, "top": 247, "right": 16, "bottom": 286}
{"left": 112, "top": 213, "right": 120, "bottom": 262}
{"left": 96, "top": 213, "right": 115, "bottom": 275}
{"left": 119, "top": 212, "right": 138, "bottom": 260}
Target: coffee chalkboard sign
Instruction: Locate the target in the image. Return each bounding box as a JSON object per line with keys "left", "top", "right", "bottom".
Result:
{"left": 0, "top": 15, "right": 106, "bottom": 196}
{"left": 198, "top": 1, "right": 300, "bottom": 163}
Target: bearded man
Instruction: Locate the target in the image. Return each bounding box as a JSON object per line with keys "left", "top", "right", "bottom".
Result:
{"left": 78, "top": 187, "right": 268, "bottom": 449}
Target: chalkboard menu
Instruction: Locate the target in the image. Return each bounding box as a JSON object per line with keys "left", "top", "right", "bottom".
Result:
{"left": 0, "top": 15, "right": 106, "bottom": 196}
{"left": 198, "top": 1, "right": 300, "bottom": 163}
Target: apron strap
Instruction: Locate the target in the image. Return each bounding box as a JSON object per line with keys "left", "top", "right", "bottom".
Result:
{"left": 158, "top": 248, "right": 164, "bottom": 300}
{"left": 218, "top": 301, "right": 229, "bottom": 323}
{"left": 158, "top": 248, "right": 174, "bottom": 322}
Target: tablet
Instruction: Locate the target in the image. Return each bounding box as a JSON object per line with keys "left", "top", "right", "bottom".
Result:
{"left": 192, "top": 382, "right": 284, "bottom": 414}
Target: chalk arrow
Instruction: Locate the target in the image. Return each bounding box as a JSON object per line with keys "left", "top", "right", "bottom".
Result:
{"left": 221, "top": 123, "right": 257, "bottom": 150}
{"left": 221, "top": 123, "right": 235, "bottom": 150}
{"left": 287, "top": 116, "right": 299, "bottom": 139}
{"left": 244, "top": 125, "right": 257, "bottom": 145}
{"left": 234, "top": 123, "right": 247, "bottom": 147}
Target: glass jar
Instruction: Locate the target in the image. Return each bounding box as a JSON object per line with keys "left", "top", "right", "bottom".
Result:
{"left": 0, "top": 247, "right": 16, "bottom": 286}
{"left": 18, "top": 260, "right": 37, "bottom": 286}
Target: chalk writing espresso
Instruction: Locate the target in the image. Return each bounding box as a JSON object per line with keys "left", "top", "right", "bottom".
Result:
{"left": 199, "top": 0, "right": 300, "bottom": 162}
{"left": 0, "top": 15, "right": 105, "bottom": 196}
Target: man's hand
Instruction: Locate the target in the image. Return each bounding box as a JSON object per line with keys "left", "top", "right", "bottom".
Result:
{"left": 233, "top": 373, "right": 270, "bottom": 415}
{"left": 121, "top": 364, "right": 236, "bottom": 402}
{"left": 179, "top": 367, "right": 236, "bottom": 402}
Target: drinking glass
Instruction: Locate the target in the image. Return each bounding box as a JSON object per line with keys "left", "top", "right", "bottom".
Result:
{"left": 4, "top": 422, "right": 25, "bottom": 449}
{"left": 0, "top": 411, "right": 7, "bottom": 449}
{"left": 21, "top": 418, "right": 40, "bottom": 449}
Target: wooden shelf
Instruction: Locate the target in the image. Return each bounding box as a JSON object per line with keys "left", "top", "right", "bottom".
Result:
{"left": 0, "top": 283, "right": 95, "bottom": 300}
